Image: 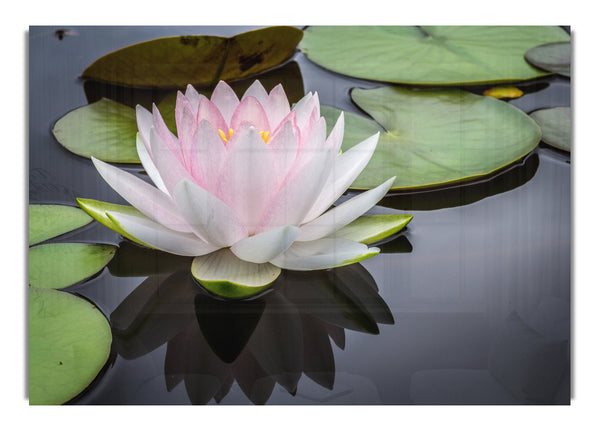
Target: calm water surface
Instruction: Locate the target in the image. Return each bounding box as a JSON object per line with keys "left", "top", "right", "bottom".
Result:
{"left": 29, "top": 26, "right": 571, "bottom": 405}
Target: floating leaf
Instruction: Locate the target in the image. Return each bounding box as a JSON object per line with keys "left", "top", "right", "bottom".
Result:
{"left": 525, "top": 42, "right": 571, "bottom": 77}
{"left": 322, "top": 87, "right": 541, "bottom": 190}
{"left": 53, "top": 98, "right": 139, "bottom": 163}
{"left": 29, "top": 243, "right": 116, "bottom": 289}
{"left": 82, "top": 26, "right": 303, "bottom": 89}
{"left": 529, "top": 107, "right": 571, "bottom": 152}
{"left": 29, "top": 204, "right": 92, "bottom": 246}
{"left": 483, "top": 86, "right": 524, "bottom": 99}
{"left": 29, "top": 286, "right": 112, "bottom": 404}
{"left": 301, "top": 26, "right": 569, "bottom": 85}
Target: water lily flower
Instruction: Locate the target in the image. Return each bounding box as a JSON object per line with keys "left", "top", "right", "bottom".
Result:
{"left": 78, "top": 80, "right": 411, "bottom": 298}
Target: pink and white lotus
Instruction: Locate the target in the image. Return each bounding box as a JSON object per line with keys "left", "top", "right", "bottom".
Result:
{"left": 78, "top": 80, "right": 409, "bottom": 298}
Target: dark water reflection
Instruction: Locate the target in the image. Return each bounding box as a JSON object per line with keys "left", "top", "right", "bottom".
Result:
{"left": 30, "top": 26, "right": 571, "bottom": 405}
{"left": 105, "top": 247, "right": 393, "bottom": 405}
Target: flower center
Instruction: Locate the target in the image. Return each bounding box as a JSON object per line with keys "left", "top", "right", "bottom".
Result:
{"left": 218, "top": 128, "right": 271, "bottom": 144}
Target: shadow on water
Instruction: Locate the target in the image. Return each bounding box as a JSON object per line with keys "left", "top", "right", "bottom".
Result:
{"left": 107, "top": 241, "right": 395, "bottom": 405}
{"left": 378, "top": 151, "right": 539, "bottom": 211}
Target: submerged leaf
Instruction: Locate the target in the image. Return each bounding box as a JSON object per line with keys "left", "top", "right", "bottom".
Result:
{"left": 29, "top": 243, "right": 116, "bottom": 289}
{"left": 82, "top": 27, "right": 303, "bottom": 88}
{"left": 525, "top": 42, "right": 571, "bottom": 77}
{"left": 29, "top": 204, "right": 92, "bottom": 246}
{"left": 301, "top": 26, "right": 569, "bottom": 85}
{"left": 52, "top": 98, "right": 139, "bottom": 163}
{"left": 322, "top": 86, "right": 541, "bottom": 190}
{"left": 29, "top": 286, "right": 112, "bottom": 404}
{"left": 529, "top": 107, "right": 571, "bottom": 152}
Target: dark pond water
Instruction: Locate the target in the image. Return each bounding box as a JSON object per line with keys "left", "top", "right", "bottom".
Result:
{"left": 29, "top": 26, "right": 571, "bottom": 405}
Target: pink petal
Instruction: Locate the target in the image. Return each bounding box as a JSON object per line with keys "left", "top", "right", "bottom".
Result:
{"left": 230, "top": 96, "right": 270, "bottom": 134}
{"left": 185, "top": 84, "right": 204, "bottom": 112}
{"left": 152, "top": 104, "right": 183, "bottom": 162}
{"left": 197, "top": 97, "right": 228, "bottom": 135}
{"left": 185, "top": 119, "right": 228, "bottom": 193}
{"left": 215, "top": 126, "right": 279, "bottom": 232}
{"left": 241, "top": 80, "right": 268, "bottom": 104}
{"left": 265, "top": 118, "right": 300, "bottom": 187}
{"left": 91, "top": 157, "right": 191, "bottom": 233}
{"left": 293, "top": 92, "right": 320, "bottom": 132}
{"left": 264, "top": 84, "right": 291, "bottom": 130}
{"left": 210, "top": 80, "right": 239, "bottom": 126}
{"left": 149, "top": 127, "right": 195, "bottom": 195}
{"left": 175, "top": 92, "right": 198, "bottom": 170}
{"left": 291, "top": 116, "right": 327, "bottom": 173}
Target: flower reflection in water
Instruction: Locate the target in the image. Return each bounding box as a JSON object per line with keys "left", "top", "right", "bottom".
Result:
{"left": 109, "top": 242, "right": 394, "bottom": 405}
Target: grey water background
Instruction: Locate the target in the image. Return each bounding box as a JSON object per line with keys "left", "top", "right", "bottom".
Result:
{"left": 29, "top": 26, "right": 571, "bottom": 405}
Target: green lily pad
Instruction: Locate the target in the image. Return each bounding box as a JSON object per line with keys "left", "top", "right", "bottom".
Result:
{"left": 53, "top": 98, "right": 140, "bottom": 163}
{"left": 29, "top": 204, "right": 92, "bottom": 246}
{"left": 82, "top": 26, "right": 303, "bottom": 89}
{"left": 300, "top": 26, "right": 570, "bottom": 85}
{"left": 322, "top": 86, "right": 541, "bottom": 190}
{"left": 332, "top": 214, "right": 413, "bottom": 244}
{"left": 525, "top": 42, "right": 571, "bottom": 77}
{"left": 29, "top": 243, "right": 116, "bottom": 289}
{"left": 192, "top": 249, "right": 281, "bottom": 299}
{"left": 529, "top": 107, "right": 571, "bottom": 152}
{"left": 29, "top": 286, "right": 112, "bottom": 405}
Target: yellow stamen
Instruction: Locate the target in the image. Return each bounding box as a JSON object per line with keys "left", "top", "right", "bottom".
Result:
{"left": 260, "top": 131, "right": 270, "bottom": 144}
{"left": 218, "top": 128, "right": 234, "bottom": 143}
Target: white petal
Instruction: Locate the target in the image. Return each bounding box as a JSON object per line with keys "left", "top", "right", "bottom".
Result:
{"left": 136, "top": 105, "right": 154, "bottom": 154}
{"left": 296, "top": 177, "right": 395, "bottom": 242}
{"left": 106, "top": 211, "right": 218, "bottom": 257}
{"left": 173, "top": 179, "right": 248, "bottom": 248}
{"left": 136, "top": 133, "right": 169, "bottom": 195}
{"left": 231, "top": 225, "right": 301, "bottom": 264}
{"left": 264, "top": 84, "right": 291, "bottom": 130}
{"left": 325, "top": 111, "right": 345, "bottom": 154}
{"left": 270, "top": 238, "right": 379, "bottom": 270}
{"left": 303, "top": 132, "right": 380, "bottom": 223}
{"left": 91, "top": 157, "right": 190, "bottom": 232}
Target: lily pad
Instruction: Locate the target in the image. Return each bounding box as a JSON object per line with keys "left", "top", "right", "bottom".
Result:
{"left": 529, "top": 107, "right": 571, "bottom": 152}
{"left": 53, "top": 98, "right": 140, "bottom": 163}
{"left": 29, "top": 243, "right": 116, "bottom": 289}
{"left": 29, "top": 286, "right": 112, "bottom": 404}
{"left": 525, "top": 42, "right": 571, "bottom": 77}
{"left": 82, "top": 26, "right": 303, "bottom": 89}
{"left": 300, "top": 26, "right": 570, "bottom": 85}
{"left": 29, "top": 204, "right": 92, "bottom": 246}
{"left": 322, "top": 86, "right": 541, "bottom": 190}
